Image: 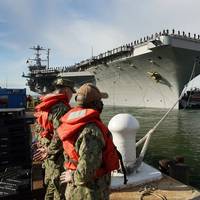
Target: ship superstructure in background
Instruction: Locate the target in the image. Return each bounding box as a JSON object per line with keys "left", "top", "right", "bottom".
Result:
{"left": 23, "top": 30, "right": 200, "bottom": 109}
{"left": 22, "top": 45, "right": 53, "bottom": 93}
{"left": 22, "top": 45, "right": 95, "bottom": 93}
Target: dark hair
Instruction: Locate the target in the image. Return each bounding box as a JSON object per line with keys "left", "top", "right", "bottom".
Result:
{"left": 55, "top": 84, "right": 66, "bottom": 90}
{"left": 54, "top": 86, "right": 69, "bottom": 94}
{"left": 80, "top": 99, "right": 103, "bottom": 113}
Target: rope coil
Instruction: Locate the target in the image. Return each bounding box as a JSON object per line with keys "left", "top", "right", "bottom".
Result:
{"left": 139, "top": 184, "right": 167, "bottom": 200}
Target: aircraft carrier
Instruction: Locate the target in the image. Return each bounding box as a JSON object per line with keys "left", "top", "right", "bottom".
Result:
{"left": 23, "top": 29, "right": 200, "bottom": 109}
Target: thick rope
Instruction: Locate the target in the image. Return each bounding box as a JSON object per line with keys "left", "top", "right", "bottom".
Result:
{"left": 134, "top": 59, "right": 198, "bottom": 170}
{"left": 139, "top": 184, "right": 167, "bottom": 200}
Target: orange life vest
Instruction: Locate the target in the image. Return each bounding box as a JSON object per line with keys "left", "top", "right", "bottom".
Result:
{"left": 57, "top": 107, "right": 120, "bottom": 178}
{"left": 34, "top": 93, "right": 70, "bottom": 139}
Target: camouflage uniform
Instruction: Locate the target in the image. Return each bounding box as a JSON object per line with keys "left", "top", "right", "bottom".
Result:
{"left": 65, "top": 123, "right": 111, "bottom": 200}
{"left": 34, "top": 102, "right": 69, "bottom": 200}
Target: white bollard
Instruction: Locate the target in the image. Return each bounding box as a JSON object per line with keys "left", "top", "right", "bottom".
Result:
{"left": 108, "top": 113, "right": 140, "bottom": 169}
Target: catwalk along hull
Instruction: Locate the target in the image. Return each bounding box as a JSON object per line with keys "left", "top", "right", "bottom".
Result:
{"left": 24, "top": 31, "right": 200, "bottom": 109}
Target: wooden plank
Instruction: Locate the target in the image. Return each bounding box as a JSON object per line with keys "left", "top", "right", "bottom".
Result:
{"left": 110, "top": 175, "right": 200, "bottom": 200}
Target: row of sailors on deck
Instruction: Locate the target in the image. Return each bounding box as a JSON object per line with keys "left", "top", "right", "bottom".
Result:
{"left": 32, "top": 78, "right": 120, "bottom": 200}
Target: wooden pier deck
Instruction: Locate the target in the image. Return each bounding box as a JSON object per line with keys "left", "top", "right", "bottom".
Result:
{"left": 32, "top": 162, "right": 200, "bottom": 200}
{"left": 110, "top": 175, "right": 200, "bottom": 200}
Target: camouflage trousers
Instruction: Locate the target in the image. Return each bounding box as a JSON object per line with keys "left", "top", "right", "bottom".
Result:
{"left": 65, "top": 180, "right": 110, "bottom": 200}
{"left": 44, "top": 159, "right": 65, "bottom": 200}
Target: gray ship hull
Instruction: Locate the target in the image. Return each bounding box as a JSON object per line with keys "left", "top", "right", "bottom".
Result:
{"left": 90, "top": 49, "right": 200, "bottom": 109}
{"left": 60, "top": 36, "right": 200, "bottom": 108}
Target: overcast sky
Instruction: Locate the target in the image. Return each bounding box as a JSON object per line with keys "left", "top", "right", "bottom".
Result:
{"left": 0, "top": 0, "right": 200, "bottom": 93}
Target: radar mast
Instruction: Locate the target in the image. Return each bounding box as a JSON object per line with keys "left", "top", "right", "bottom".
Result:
{"left": 27, "top": 45, "right": 49, "bottom": 71}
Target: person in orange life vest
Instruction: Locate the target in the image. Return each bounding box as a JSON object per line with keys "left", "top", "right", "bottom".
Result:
{"left": 33, "top": 78, "right": 75, "bottom": 200}
{"left": 57, "top": 83, "right": 119, "bottom": 200}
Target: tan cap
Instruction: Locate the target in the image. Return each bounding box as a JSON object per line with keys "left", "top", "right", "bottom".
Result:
{"left": 76, "top": 83, "right": 108, "bottom": 105}
{"left": 53, "top": 78, "right": 76, "bottom": 93}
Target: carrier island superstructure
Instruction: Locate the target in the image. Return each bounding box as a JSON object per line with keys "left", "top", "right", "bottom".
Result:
{"left": 23, "top": 29, "right": 200, "bottom": 109}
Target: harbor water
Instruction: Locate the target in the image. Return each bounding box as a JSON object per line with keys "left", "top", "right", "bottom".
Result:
{"left": 102, "top": 107, "right": 200, "bottom": 189}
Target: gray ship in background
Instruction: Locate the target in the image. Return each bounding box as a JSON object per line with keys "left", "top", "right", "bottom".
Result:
{"left": 23, "top": 29, "right": 200, "bottom": 109}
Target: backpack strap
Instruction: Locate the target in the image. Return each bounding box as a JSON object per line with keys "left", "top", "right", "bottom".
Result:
{"left": 116, "top": 149, "right": 128, "bottom": 184}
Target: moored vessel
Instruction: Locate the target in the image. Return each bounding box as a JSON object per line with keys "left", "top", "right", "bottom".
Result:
{"left": 23, "top": 29, "right": 200, "bottom": 109}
